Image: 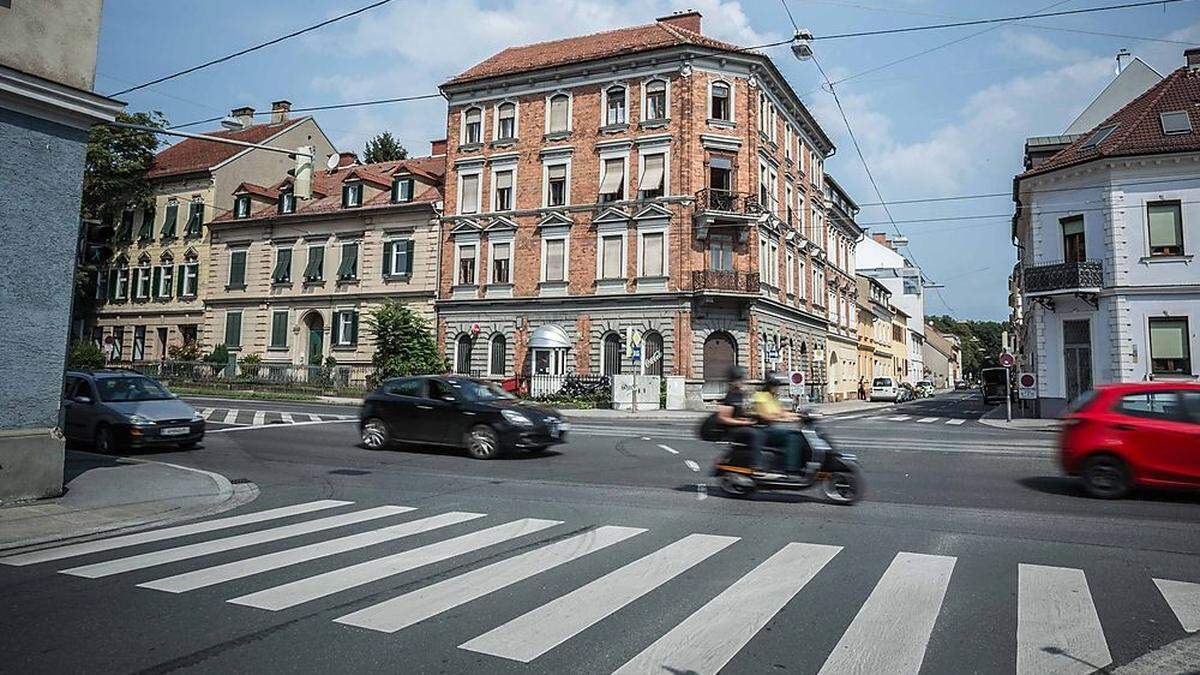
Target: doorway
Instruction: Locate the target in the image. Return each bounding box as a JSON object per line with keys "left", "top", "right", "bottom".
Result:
{"left": 305, "top": 312, "right": 324, "bottom": 366}
{"left": 1062, "top": 319, "right": 1092, "bottom": 403}
{"left": 702, "top": 331, "right": 736, "bottom": 397}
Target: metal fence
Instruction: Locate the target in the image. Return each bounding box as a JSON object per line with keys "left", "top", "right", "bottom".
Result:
{"left": 132, "top": 360, "right": 375, "bottom": 393}
{"left": 525, "top": 373, "right": 611, "bottom": 401}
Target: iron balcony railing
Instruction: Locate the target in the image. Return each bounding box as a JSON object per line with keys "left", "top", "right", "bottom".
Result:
{"left": 692, "top": 270, "right": 760, "bottom": 293}
{"left": 1023, "top": 259, "right": 1102, "bottom": 294}
{"left": 695, "top": 188, "right": 763, "bottom": 214}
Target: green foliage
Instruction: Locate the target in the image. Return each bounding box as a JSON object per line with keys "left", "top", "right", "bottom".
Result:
{"left": 928, "top": 315, "right": 1010, "bottom": 378}
{"left": 204, "top": 344, "right": 231, "bottom": 375}
{"left": 361, "top": 131, "right": 408, "bottom": 163}
{"left": 240, "top": 353, "right": 262, "bottom": 364}
{"left": 82, "top": 110, "right": 166, "bottom": 221}
{"left": 368, "top": 301, "right": 443, "bottom": 381}
{"left": 67, "top": 340, "right": 106, "bottom": 370}
{"left": 168, "top": 340, "right": 202, "bottom": 361}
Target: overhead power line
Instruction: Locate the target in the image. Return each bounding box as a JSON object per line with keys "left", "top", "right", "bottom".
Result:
{"left": 109, "top": 0, "right": 395, "bottom": 96}
{"left": 857, "top": 176, "right": 1200, "bottom": 208}
{"left": 168, "top": 92, "right": 444, "bottom": 130}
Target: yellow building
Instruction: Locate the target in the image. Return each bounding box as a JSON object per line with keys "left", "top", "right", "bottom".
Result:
{"left": 856, "top": 273, "right": 894, "bottom": 390}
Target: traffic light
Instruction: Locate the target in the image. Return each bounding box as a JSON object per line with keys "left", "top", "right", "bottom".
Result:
{"left": 79, "top": 219, "right": 114, "bottom": 266}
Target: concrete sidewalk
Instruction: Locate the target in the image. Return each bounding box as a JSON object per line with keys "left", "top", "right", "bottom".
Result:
{"left": 0, "top": 451, "right": 255, "bottom": 553}
{"left": 977, "top": 405, "right": 1063, "bottom": 432}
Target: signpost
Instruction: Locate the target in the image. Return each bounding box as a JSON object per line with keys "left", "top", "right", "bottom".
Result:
{"left": 628, "top": 330, "right": 642, "bottom": 413}
{"left": 789, "top": 371, "right": 806, "bottom": 401}
{"left": 999, "top": 351, "right": 1015, "bottom": 422}
{"left": 1018, "top": 372, "right": 1036, "bottom": 400}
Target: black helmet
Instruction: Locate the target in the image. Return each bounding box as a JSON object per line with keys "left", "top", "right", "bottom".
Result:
{"left": 765, "top": 371, "right": 788, "bottom": 388}
{"left": 726, "top": 365, "right": 747, "bottom": 381}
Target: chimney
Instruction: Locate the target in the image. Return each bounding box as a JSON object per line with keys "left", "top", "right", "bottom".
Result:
{"left": 1186, "top": 47, "right": 1200, "bottom": 69}
{"left": 430, "top": 138, "right": 447, "bottom": 156}
{"left": 656, "top": 9, "right": 702, "bottom": 34}
{"left": 270, "top": 100, "right": 292, "bottom": 124}
{"left": 337, "top": 151, "right": 359, "bottom": 168}
{"left": 872, "top": 232, "right": 891, "bottom": 248}
{"left": 230, "top": 106, "right": 255, "bottom": 128}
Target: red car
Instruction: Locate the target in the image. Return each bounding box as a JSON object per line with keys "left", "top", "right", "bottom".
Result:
{"left": 1059, "top": 382, "right": 1200, "bottom": 498}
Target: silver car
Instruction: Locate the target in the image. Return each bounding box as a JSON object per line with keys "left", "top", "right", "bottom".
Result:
{"left": 63, "top": 370, "right": 205, "bottom": 453}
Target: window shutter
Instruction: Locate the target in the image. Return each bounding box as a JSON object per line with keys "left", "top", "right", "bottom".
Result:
{"left": 152, "top": 267, "right": 162, "bottom": 297}
{"left": 108, "top": 269, "right": 118, "bottom": 301}
{"left": 639, "top": 154, "right": 665, "bottom": 191}
{"left": 350, "top": 311, "right": 359, "bottom": 345}
{"left": 549, "top": 96, "right": 568, "bottom": 131}
{"left": 330, "top": 311, "right": 342, "bottom": 345}
{"left": 461, "top": 174, "right": 479, "bottom": 213}
{"left": 382, "top": 241, "right": 394, "bottom": 276}
{"left": 404, "top": 240, "right": 414, "bottom": 275}
{"left": 177, "top": 265, "right": 186, "bottom": 297}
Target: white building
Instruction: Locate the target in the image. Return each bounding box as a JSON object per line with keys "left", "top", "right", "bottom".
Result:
{"left": 1013, "top": 49, "right": 1200, "bottom": 416}
{"left": 856, "top": 233, "right": 925, "bottom": 384}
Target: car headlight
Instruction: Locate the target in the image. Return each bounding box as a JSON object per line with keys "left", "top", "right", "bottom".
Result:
{"left": 501, "top": 409, "right": 534, "bottom": 427}
{"left": 190, "top": 411, "right": 204, "bottom": 422}
{"left": 126, "top": 414, "right": 154, "bottom": 425}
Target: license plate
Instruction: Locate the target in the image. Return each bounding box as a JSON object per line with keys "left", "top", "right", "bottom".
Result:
{"left": 161, "top": 427, "right": 190, "bottom": 436}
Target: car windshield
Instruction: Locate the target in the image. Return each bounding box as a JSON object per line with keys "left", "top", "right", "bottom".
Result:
{"left": 96, "top": 377, "right": 173, "bottom": 402}
{"left": 872, "top": 378, "right": 892, "bottom": 387}
{"left": 451, "top": 379, "right": 515, "bottom": 402}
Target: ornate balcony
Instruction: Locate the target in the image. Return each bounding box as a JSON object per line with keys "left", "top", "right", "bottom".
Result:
{"left": 691, "top": 270, "right": 759, "bottom": 294}
{"left": 1023, "top": 259, "right": 1102, "bottom": 310}
{"left": 693, "top": 189, "right": 762, "bottom": 241}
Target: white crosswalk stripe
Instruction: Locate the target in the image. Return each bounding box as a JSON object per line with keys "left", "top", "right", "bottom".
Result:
{"left": 461, "top": 533, "right": 738, "bottom": 662}
{"left": 222, "top": 409, "right": 241, "bottom": 424}
{"left": 945, "top": 418, "right": 966, "bottom": 425}
{"left": 61, "top": 505, "right": 411, "bottom": 579}
{"left": 231, "top": 518, "right": 561, "bottom": 611}
{"left": 280, "top": 412, "right": 294, "bottom": 424}
{"left": 1154, "top": 578, "right": 1200, "bottom": 632}
{"left": 1017, "top": 564, "right": 1111, "bottom": 675}
{"left": 336, "top": 525, "right": 646, "bottom": 633}
{"left": 199, "top": 408, "right": 214, "bottom": 420}
{"left": 888, "top": 415, "right": 912, "bottom": 421}
{"left": 252, "top": 410, "right": 266, "bottom": 426}
{"left": 0, "top": 500, "right": 350, "bottom": 566}
{"left": 917, "top": 417, "right": 940, "bottom": 423}
{"left": 818, "top": 552, "right": 955, "bottom": 675}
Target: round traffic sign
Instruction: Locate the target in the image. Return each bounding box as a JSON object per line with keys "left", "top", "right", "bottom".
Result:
{"left": 999, "top": 352, "right": 1015, "bottom": 368}
{"left": 790, "top": 371, "right": 805, "bottom": 386}
{"left": 1019, "top": 373, "right": 1035, "bottom": 387}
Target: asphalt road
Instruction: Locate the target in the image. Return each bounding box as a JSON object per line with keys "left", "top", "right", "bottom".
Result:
{"left": 2, "top": 391, "right": 1197, "bottom": 674}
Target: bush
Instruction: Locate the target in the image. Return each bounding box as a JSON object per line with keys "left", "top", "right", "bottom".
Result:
{"left": 168, "top": 339, "right": 202, "bottom": 361}
{"left": 67, "top": 340, "right": 106, "bottom": 370}
{"left": 204, "top": 344, "right": 230, "bottom": 375}
{"left": 241, "top": 353, "right": 262, "bottom": 364}
{"left": 239, "top": 353, "right": 262, "bottom": 378}
{"left": 368, "top": 301, "right": 444, "bottom": 382}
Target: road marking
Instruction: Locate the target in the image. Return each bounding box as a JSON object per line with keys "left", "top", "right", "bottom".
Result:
{"left": 818, "top": 552, "right": 955, "bottom": 675}
{"left": 658, "top": 444, "right": 679, "bottom": 455}
{"left": 336, "top": 526, "right": 646, "bottom": 634}
{"left": 917, "top": 417, "right": 940, "bottom": 424}
{"left": 461, "top": 533, "right": 738, "bottom": 662}
{"left": 888, "top": 416, "right": 912, "bottom": 421}
{"left": 199, "top": 408, "right": 214, "bottom": 420}
{"left": 222, "top": 409, "right": 240, "bottom": 424}
{"left": 835, "top": 415, "right": 862, "bottom": 420}
{"left": 1154, "top": 578, "right": 1200, "bottom": 632}
{"left": 61, "top": 505, "right": 411, "bottom": 578}
{"left": 252, "top": 411, "right": 266, "bottom": 426}
{"left": 280, "top": 412, "right": 294, "bottom": 424}
{"left": 306, "top": 413, "right": 322, "bottom": 422}
{"left": 208, "top": 419, "right": 357, "bottom": 434}
{"left": 230, "top": 518, "right": 561, "bottom": 611}
{"left": 1017, "top": 564, "right": 1111, "bottom": 675}
{"left": 0, "top": 500, "right": 351, "bottom": 566}
{"left": 614, "top": 542, "right": 841, "bottom": 675}
{"left": 945, "top": 419, "right": 966, "bottom": 425}
{"left": 140, "top": 511, "right": 486, "bottom": 593}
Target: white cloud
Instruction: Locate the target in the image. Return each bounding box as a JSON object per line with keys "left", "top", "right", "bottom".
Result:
{"left": 999, "top": 31, "right": 1091, "bottom": 64}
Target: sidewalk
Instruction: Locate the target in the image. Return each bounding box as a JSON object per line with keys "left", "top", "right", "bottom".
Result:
{"left": 0, "top": 450, "right": 256, "bottom": 553}
{"left": 563, "top": 398, "right": 894, "bottom": 421}
{"left": 977, "top": 405, "right": 1064, "bottom": 432}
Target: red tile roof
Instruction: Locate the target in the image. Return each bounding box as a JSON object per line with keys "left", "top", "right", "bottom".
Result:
{"left": 233, "top": 182, "right": 278, "bottom": 199}
{"left": 445, "top": 20, "right": 741, "bottom": 86}
{"left": 1022, "top": 66, "right": 1200, "bottom": 178}
{"left": 146, "top": 118, "right": 308, "bottom": 179}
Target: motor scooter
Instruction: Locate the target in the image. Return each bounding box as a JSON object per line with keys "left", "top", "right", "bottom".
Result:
{"left": 710, "top": 418, "right": 864, "bottom": 504}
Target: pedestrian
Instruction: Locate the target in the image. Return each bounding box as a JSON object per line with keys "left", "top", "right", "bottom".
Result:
{"left": 857, "top": 378, "right": 867, "bottom": 401}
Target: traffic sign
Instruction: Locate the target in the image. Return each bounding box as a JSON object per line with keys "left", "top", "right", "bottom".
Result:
{"left": 999, "top": 352, "right": 1015, "bottom": 368}
{"left": 788, "top": 371, "right": 806, "bottom": 396}
{"left": 1018, "top": 372, "right": 1036, "bottom": 400}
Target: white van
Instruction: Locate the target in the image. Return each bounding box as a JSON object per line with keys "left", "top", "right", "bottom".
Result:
{"left": 870, "top": 376, "right": 899, "bottom": 402}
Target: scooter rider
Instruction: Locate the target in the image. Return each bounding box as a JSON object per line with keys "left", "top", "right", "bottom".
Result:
{"left": 714, "top": 366, "right": 775, "bottom": 477}
{"left": 751, "top": 372, "right": 811, "bottom": 476}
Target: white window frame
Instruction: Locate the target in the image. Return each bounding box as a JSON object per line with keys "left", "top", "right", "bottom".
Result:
{"left": 493, "top": 100, "right": 519, "bottom": 141}
{"left": 461, "top": 106, "right": 484, "bottom": 145}
{"left": 343, "top": 182, "right": 362, "bottom": 208}
{"left": 797, "top": 257, "right": 806, "bottom": 300}
{"left": 636, "top": 225, "right": 668, "bottom": 278}
{"left": 542, "top": 159, "right": 572, "bottom": 208}
{"left": 637, "top": 148, "right": 669, "bottom": 198}
{"left": 596, "top": 229, "right": 628, "bottom": 280}
{"left": 769, "top": 239, "right": 779, "bottom": 286}
{"left": 182, "top": 260, "right": 199, "bottom": 297}
{"left": 234, "top": 195, "right": 251, "bottom": 218}
{"left": 490, "top": 164, "right": 517, "bottom": 212}
{"left": 335, "top": 309, "right": 355, "bottom": 347}
{"left": 454, "top": 240, "right": 479, "bottom": 286}
{"left": 786, "top": 249, "right": 795, "bottom": 294}
{"left": 544, "top": 91, "right": 573, "bottom": 134}
{"left": 133, "top": 263, "right": 152, "bottom": 299}
{"left": 488, "top": 234, "right": 514, "bottom": 284}
{"left": 157, "top": 260, "right": 174, "bottom": 298}
{"left": 785, "top": 183, "right": 794, "bottom": 225}
{"left": 114, "top": 266, "right": 129, "bottom": 300}
{"left": 540, "top": 231, "right": 570, "bottom": 283}
{"left": 708, "top": 79, "right": 734, "bottom": 122}
{"left": 784, "top": 126, "right": 793, "bottom": 161}
{"left": 769, "top": 167, "right": 779, "bottom": 215}
{"left": 386, "top": 235, "right": 413, "bottom": 277}
{"left": 598, "top": 148, "right": 629, "bottom": 203}
{"left": 227, "top": 247, "right": 247, "bottom": 287}
{"left": 457, "top": 169, "right": 483, "bottom": 215}
{"left": 602, "top": 83, "right": 629, "bottom": 127}
{"left": 641, "top": 76, "right": 670, "bottom": 122}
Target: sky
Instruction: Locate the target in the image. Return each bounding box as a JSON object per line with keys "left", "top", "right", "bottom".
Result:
{"left": 96, "top": 0, "right": 1200, "bottom": 320}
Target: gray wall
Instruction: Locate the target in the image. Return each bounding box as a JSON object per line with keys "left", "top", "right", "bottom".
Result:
{"left": 0, "top": 0, "right": 103, "bottom": 91}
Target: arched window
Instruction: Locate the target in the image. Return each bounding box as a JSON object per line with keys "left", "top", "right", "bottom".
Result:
{"left": 601, "top": 333, "right": 623, "bottom": 376}
{"left": 547, "top": 93, "right": 570, "bottom": 133}
{"left": 455, "top": 334, "right": 473, "bottom": 374}
{"left": 710, "top": 81, "right": 731, "bottom": 121}
{"left": 642, "top": 331, "right": 663, "bottom": 376}
{"left": 605, "top": 85, "right": 626, "bottom": 126}
{"left": 488, "top": 334, "right": 507, "bottom": 376}
{"left": 463, "top": 107, "right": 482, "bottom": 145}
{"left": 496, "top": 102, "right": 516, "bottom": 140}
{"left": 644, "top": 79, "right": 667, "bottom": 121}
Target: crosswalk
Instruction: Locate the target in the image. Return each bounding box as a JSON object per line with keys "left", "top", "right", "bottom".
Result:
{"left": 2, "top": 500, "right": 1196, "bottom": 673}
{"left": 196, "top": 407, "right": 354, "bottom": 427}
{"left": 832, "top": 413, "right": 975, "bottom": 426}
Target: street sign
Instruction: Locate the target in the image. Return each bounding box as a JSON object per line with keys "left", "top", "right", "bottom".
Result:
{"left": 1018, "top": 372, "right": 1036, "bottom": 400}
{"left": 789, "top": 370, "right": 806, "bottom": 396}
{"left": 631, "top": 344, "right": 642, "bottom": 363}
{"left": 999, "top": 352, "right": 1015, "bottom": 368}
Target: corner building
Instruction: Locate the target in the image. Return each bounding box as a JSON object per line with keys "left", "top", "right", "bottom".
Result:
{"left": 436, "top": 11, "right": 839, "bottom": 401}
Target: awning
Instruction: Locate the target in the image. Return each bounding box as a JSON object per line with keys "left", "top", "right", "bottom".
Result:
{"left": 639, "top": 154, "right": 664, "bottom": 191}
{"left": 530, "top": 324, "right": 571, "bottom": 349}
{"left": 599, "top": 158, "right": 624, "bottom": 195}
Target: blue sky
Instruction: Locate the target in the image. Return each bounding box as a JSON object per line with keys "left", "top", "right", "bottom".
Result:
{"left": 97, "top": 0, "right": 1200, "bottom": 320}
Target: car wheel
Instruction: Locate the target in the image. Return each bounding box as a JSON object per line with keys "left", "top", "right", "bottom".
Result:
{"left": 94, "top": 424, "right": 119, "bottom": 454}
{"left": 1081, "top": 454, "right": 1131, "bottom": 499}
{"left": 466, "top": 425, "right": 500, "bottom": 460}
{"left": 360, "top": 417, "right": 391, "bottom": 450}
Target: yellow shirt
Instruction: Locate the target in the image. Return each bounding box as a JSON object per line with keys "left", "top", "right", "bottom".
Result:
{"left": 751, "top": 390, "right": 784, "bottom": 418}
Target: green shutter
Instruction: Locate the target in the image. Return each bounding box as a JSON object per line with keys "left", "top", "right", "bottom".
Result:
{"left": 139, "top": 208, "right": 155, "bottom": 240}
{"left": 350, "top": 311, "right": 359, "bottom": 345}
{"left": 271, "top": 311, "right": 288, "bottom": 348}
{"left": 273, "top": 249, "right": 291, "bottom": 283}
{"left": 152, "top": 267, "right": 162, "bottom": 297}
{"left": 229, "top": 250, "right": 246, "bottom": 287}
{"left": 404, "top": 240, "right": 415, "bottom": 275}
{"left": 177, "top": 264, "right": 186, "bottom": 297}
{"left": 161, "top": 204, "right": 178, "bottom": 238}
{"left": 108, "top": 269, "right": 118, "bottom": 301}
{"left": 225, "top": 312, "right": 241, "bottom": 347}
{"left": 382, "top": 241, "right": 394, "bottom": 276}
{"left": 330, "top": 311, "right": 341, "bottom": 345}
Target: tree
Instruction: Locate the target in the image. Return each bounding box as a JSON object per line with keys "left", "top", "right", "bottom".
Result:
{"left": 361, "top": 131, "right": 408, "bottom": 163}
{"left": 67, "top": 341, "right": 106, "bottom": 370}
{"left": 82, "top": 110, "right": 166, "bottom": 221}
{"left": 368, "top": 301, "right": 444, "bottom": 381}
{"left": 928, "top": 315, "right": 1011, "bottom": 378}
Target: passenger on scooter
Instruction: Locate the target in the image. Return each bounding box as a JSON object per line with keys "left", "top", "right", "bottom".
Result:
{"left": 750, "top": 372, "right": 809, "bottom": 475}
{"left": 714, "top": 366, "right": 773, "bottom": 477}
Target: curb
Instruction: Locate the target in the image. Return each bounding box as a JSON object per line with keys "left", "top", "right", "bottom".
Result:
{"left": 977, "top": 405, "right": 1063, "bottom": 433}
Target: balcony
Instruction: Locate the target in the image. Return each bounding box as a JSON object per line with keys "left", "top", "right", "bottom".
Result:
{"left": 692, "top": 270, "right": 759, "bottom": 294}
{"left": 693, "top": 189, "right": 762, "bottom": 240}
{"left": 1023, "top": 260, "right": 1102, "bottom": 294}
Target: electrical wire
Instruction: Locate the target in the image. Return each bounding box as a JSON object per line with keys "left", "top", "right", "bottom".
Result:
{"left": 859, "top": 176, "right": 1200, "bottom": 208}
{"left": 168, "top": 93, "right": 444, "bottom": 130}
{"left": 109, "top": 0, "right": 396, "bottom": 96}
{"left": 857, "top": 198, "right": 1200, "bottom": 227}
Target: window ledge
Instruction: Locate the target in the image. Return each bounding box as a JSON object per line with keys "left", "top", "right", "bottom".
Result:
{"left": 490, "top": 138, "right": 517, "bottom": 149}
{"left": 225, "top": 284, "right": 247, "bottom": 291}
{"left": 272, "top": 279, "right": 292, "bottom": 286}
{"left": 336, "top": 277, "right": 360, "bottom": 285}
{"left": 384, "top": 273, "right": 412, "bottom": 282}
{"left": 266, "top": 346, "right": 289, "bottom": 352}
{"left": 599, "top": 123, "right": 630, "bottom": 134}
{"left": 1139, "top": 254, "right": 1193, "bottom": 264}
{"left": 543, "top": 131, "right": 572, "bottom": 142}
{"left": 638, "top": 119, "right": 669, "bottom": 130}
{"left": 538, "top": 281, "right": 569, "bottom": 297}
{"left": 706, "top": 118, "right": 736, "bottom": 129}
{"left": 459, "top": 142, "right": 484, "bottom": 153}
{"left": 331, "top": 345, "right": 359, "bottom": 352}
{"left": 302, "top": 278, "right": 325, "bottom": 286}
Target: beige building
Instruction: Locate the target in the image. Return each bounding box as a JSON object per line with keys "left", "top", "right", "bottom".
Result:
{"left": 92, "top": 103, "right": 336, "bottom": 361}
{"left": 823, "top": 175, "right": 862, "bottom": 401}
{"left": 856, "top": 274, "right": 893, "bottom": 388}
{"left": 205, "top": 147, "right": 446, "bottom": 368}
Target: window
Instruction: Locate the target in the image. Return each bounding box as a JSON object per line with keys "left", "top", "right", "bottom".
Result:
{"left": 641, "top": 231, "right": 665, "bottom": 277}
{"left": 458, "top": 244, "right": 477, "bottom": 285}
{"left": 494, "top": 170, "right": 513, "bottom": 211}
{"left": 112, "top": 266, "right": 129, "bottom": 300}
{"left": 303, "top": 245, "right": 324, "bottom": 282}
{"left": 639, "top": 153, "right": 665, "bottom": 199}
{"left": 1147, "top": 201, "right": 1184, "bottom": 256}
{"left": 709, "top": 156, "right": 733, "bottom": 202}
{"left": 161, "top": 202, "right": 178, "bottom": 238}
{"left": 605, "top": 85, "right": 626, "bottom": 126}
{"left": 178, "top": 260, "right": 198, "bottom": 297}
{"left": 273, "top": 247, "right": 292, "bottom": 284}
{"left": 455, "top": 334, "right": 473, "bottom": 374}
{"left": 132, "top": 326, "right": 145, "bottom": 361}
{"left": 337, "top": 242, "right": 359, "bottom": 280}
{"left": 460, "top": 173, "right": 480, "bottom": 214}
{"left": 785, "top": 184, "right": 794, "bottom": 225}
{"left": 1061, "top": 216, "right": 1085, "bottom": 263}
{"left": 234, "top": 195, "right": 251, "bottom": 218}
{"left": 710, "top": 81, "right": 730, "bottom": 121}
{"left": 156, "top": 262, "right": 173, "bottom": 298}
{"left": 643, "top": 331, "right": 663, "bottom": 376}
{"left": 491, "top": 242, "right": 510, "bottom": 283}
{"left": 1161, "top": 111, "right": 1192, "bottom": 135}
{"left": 602, "top": 333, "right": 622, "bottom": 376}
{"left": 710, "top": 235, "right": 732, "bottom": 271}
{"left": 1149, "top": 318, "right": 1191, "bottom": 375}
{"left": 644, "top": 80, "right": 667, "bottom": 121}
{"left": 1081, "top": 124, "right": 1117, "bottom": 149}
{"left": 342, "top": 182, "right": 363, "bottom": 208}
{"left": 332, "top": 310, "right": 359, "bottom": 347}
{"left": 118, "top": 209, "right": 134, "bottom": 242}
{"left": 784, "top": 126, "right": 793, "bottom": 161}
{"left": 383, "top": 239, "right": 414, "bottom": 277}
{"left": 758, "top": 92, "right": 768, "bottom": 135}
{"left": 548, "top": 94, "right": 570, "bottom": 133}
{"left": 758, "top": 162, "right": 770, "bottom": 210}
{"left": 599, "top": 157, "right": 625, "bottom": 202}
{"left": 270, "top": 311, "right": 289, "bottom": 348}
{"left": 224, "top": 311, "right": 242, "bottom": 348}
{"left": 786, "top": 250, "right": 795, "bottom": 293}
{"left": 600, "top": 235, "right": 624, "bottom": 279}
{"left": 489, "top": 334, "right": 507, "bottom": 376}
{"left": 139, "top": 206, "right": 155, "bottom": 240}
{"left": 109, "top": 327, "right": 123, "bottom": 360}
{"left": 544, "top": 238, "right": 566, "bottom": 282}
{"left": 228, "top": 249, "right": 247, "bottom": 287}
{"left": 185, "top": 201, "right": 203, "bottom": 237}
{"left": 1116, "top": 391, "right": 1184, "bottom": 421}
{"left": 392, "top": 177, "right": 414, "bottom": 203}
{"left": 497, "top": 102, "right": 516, "bottom": 140}
{"left": 385, "top": 378, "right": 426, "bottom": 397}
{"left": 547, "top": 164, "right": 567, "bottom": 207}
{"left": 278, "top": 190, "right": 295, "bottom": 214}
{"left": 463, "top": 107, "right": 482, "bottom": 144}
{"left": 134, "top": 264, "right": 152, "bottom": 300}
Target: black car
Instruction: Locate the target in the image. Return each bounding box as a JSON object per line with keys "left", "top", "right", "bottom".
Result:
{"left": 359, "top": 376, "right": 568, "bottom": 459}
{"left": 63, "top": 370, "right": 205, "bottom": 452}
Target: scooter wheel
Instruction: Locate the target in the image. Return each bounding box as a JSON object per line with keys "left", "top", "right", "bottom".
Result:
{"left": 822, "top": 470, "right": 863, "bottom": 505}
{"left": 718, "top": 474, "right": 757, "bottom": 499}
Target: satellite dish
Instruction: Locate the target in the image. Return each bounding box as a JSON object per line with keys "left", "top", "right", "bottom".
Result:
{"left": 325, "top": 154, "right": 339, "bottom": 171}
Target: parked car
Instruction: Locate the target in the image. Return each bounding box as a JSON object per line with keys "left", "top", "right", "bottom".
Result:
{"left": 955, "top": 380, "right": 970, "bottom": 390}
{"left": 1059, "top": 383, "right": 1200, "bottom": 498}
{"left": 898, "top": 382, "right": 917, "bottom": 402}
{"left": 360, "top": 375, "right": 569, "bottom": 459}
{"left": 869, "top": 377, "right": 900, "bottom": 402}
{"left": 62, "top": 370, "right": 205, "bottom": 453}
{"left": 915, "top": 380, "right": 935, "bottom": 398}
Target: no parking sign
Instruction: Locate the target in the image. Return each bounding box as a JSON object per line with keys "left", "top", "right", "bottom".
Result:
{"left": 788, "top": 370, "right": 806, "bottom": 396}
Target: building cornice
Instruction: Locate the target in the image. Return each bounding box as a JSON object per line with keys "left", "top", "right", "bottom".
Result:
{"left": 0, "top": 63, "right": 124, "bottom": 130}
